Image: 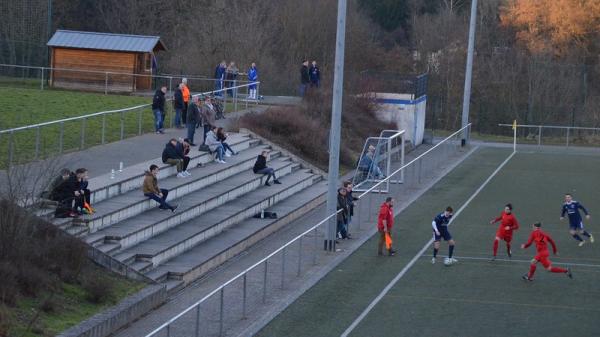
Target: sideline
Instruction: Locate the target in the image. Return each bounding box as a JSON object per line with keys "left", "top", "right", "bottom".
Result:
{"left": 340, "top": 150, "right": 516, "bottom": 337}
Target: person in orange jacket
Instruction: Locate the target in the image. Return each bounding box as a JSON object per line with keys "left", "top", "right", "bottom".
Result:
{"left": 377, "top": 197, "right": 396, "bottom": 256}
{"left": 181, "top": 78, "right": 190, "bottom": 125}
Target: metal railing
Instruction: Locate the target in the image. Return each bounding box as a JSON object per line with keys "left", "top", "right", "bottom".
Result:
{"left": 0, "top": 81, "right": 260, "bottom": 167}
{"left": 0, "top": 63, "right": 252, "bottom": 95}
{"left": 499, "top": 123, "right": 600, "bottom": 148}
{"left": 143, "top": 123, "right": 471, "bottom": 337}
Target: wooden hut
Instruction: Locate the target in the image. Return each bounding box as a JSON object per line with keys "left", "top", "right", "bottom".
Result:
{"left": 47, "top": 30, "right": 166, "bottom": 92}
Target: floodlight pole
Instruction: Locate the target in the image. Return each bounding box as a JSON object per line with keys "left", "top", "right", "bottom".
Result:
{"left": 324, "top": 0, "right": 347, "bottom": 252}
{"left": 460, "top": 0, "right": 478, "bottom": 146}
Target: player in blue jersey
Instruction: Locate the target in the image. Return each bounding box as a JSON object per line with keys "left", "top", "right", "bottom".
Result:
{"left": 560, "top": 193, "right": 593, "bottom": 246}
{"left": 431, "top": 206, "right": 457, "bottom": 265}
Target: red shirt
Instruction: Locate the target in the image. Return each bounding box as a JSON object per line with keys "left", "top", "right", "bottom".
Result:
{"left": 492, "top": 211, "right": 519, "bottom": 232}
{"left": 377, "top": 202, "right": 393, "bottom": 231}
{"left": 524, "top": 229, "right": 557, "bottom": 254}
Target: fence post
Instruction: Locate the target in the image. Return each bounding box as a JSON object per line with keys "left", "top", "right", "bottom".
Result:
{"left": 281, "top": 247, "right": 286, "bottom": 290}
{"left": 256, "top": 83, "right": 260, "bottom": 105}
{"left": 242, "top": 273, "right": 247, "bottom": 319}
{"left": 262, "top": 261, "right": 268, "bottom": 303}
{"left": 219, "top": 288, "right": 224, "bottom": 337}
{"left": 169, "top": 76, "right": 173, "bottom": 95}
{"left": 8, "top": 131, "right": 14, "bottom": 166}
{"left": 35, "top": 127, "right": 41, "bottom": 160}
{"left": 297, "top": 237, "right": 303, "bottom": 277}
{"left": 120, "top": 111, "right": 125, "bottom": 140}
{"left": 101, "top": 115, "right": 106, "bottom": 144}
{"left": 40, "top": 68, "right": 44, "bottom": 90}
{"left": 194, "top": 305, "right": 201, "bottom": 337}
{"left": 538, "top": 126, "right": 542, "bottom": 146}
{"left": 105, "top": 72, "right": 108, "bottom": 95}
{"left": 59, "top": 122, "right": 64, "bottom": 154}
{"left": 138, "top": 109, "right": 143, "bottom": 135}
{"left": 566, "top": 127, "right": 570, "bottom": 147}
{"left": 80, "top": 118, "right": 86, "bottom": 149}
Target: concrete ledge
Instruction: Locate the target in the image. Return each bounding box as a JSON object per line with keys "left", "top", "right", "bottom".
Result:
{"left": 57, "top": 284, "right": 167, "bottom": 337}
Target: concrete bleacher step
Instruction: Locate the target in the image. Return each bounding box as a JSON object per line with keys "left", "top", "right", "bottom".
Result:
{"left": 146, "top": 180, "right": 328, "bottom": 287}
{"left": 113, "top": 169, "right": 320, "bottom": 274}
{"left": 88, "top": 158, "right": 298, "bottom": 254}
{"left": 61, "top": 145, "right": 276, "bottom": 235}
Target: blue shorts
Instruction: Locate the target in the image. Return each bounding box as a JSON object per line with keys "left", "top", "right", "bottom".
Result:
{"left": 569, "top": 221, "right": 584, "bottom": 230}
{"left": 433, "top": 228, "right": 452, "bottom": 241}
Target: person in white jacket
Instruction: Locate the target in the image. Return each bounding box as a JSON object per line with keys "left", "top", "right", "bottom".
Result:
{"left": 205, "top": 125, "right": 226, "bottom": 163}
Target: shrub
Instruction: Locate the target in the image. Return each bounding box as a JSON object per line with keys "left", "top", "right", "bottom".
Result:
{"left": 83, "top": 276, "right": 114, "bottom": 304}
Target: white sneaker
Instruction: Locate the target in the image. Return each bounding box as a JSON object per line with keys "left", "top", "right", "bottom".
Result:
{"left": 177, "top": 172, "right": 186, "bottom": 178}
{"left": 450, "top": 257, "right": 458, "bottom": 263}
{"left": 578, "top": 240, "right": 586, "bottom": 247}
{"left": 219, "top": 160, "right": 227, "bottom": 164}
{"left": 431, "top": 257, "right": 436, "bottom": 264}
{"left": 225, "top": 152, "right": 231, "bottom": 157}
{"left": 183, "top": 171, "right": 191, "bottom": 176}
{"left": 214, "top": 158, "right": 220, "bottom": 163}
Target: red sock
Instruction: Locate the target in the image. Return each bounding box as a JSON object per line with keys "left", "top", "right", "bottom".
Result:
{"left": 493, "top": 240, "right": 498, "bottom": 256}
{"left": 550, "top": 266, "right": 567, "bottom": 273}
{"left": 506, "top": 242, "right": 511, "bottom": 254}
{"left": 528, "top": 264, "right": 537, "bottom": 278}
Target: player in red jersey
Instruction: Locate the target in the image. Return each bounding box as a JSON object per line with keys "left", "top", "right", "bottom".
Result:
{"left": 520, "top": 222, "right": 572, "bottom": 281}
{"left": 490, "top": 203, "right": 519, "bottom": 261}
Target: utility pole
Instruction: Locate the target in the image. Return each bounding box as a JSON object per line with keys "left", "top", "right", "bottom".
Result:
{"left": 324, "top": 0, "right": 347, "bottom": 251}
{"left": 460, "top": 0, "right": 477, "bottom": 145}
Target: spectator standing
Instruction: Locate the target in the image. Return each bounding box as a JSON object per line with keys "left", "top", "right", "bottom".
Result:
{"left": 344, "top": 181, "right": 358, "bottom": 237}
{"left": 337, "top": 187, "right": 350, "bottom": 239}
{"left": 253, "top": 150, "right": 281, "bottom": 186}
{"left": 214, "top": 61, "right": 227, "bottom": 96}
{"left": 309, "top": 60, "right": 321, "bottom": 88}
{"left": 200, "top": 96, "right": 217, "bottom": 145}
{"left": 247, "top": 62, "right": 258, "bottom": 99}
{"left": 377, "top": 197, "right": 396, "bottom": 256}
{"left": 181, "top": 78, "right": 190, "bottom": 123}
{"left": 152, "top": 86, "right": 167, "bottom": 134}
{"left": 173, "top": 83, "right": 185, "bottom": 128}
{"left": 205, "top": 125, "right": 226, "bottom": 164}
{"left": 216, "top": 127, "right": 237, "bottom": 157}
{"left": 299, "top": 60, "right": 310, "bottom": 97}
{"left": 186, "top": 96, "right": 201, "bottom": 146}
{"left": 143, "top": 165, "right": 177, "bottom": 212}
{"left": 225, "top": 62, "right": 239, "bottom": 97}
{"left": 162, "top": 138, "right": 187, "bottom": 178}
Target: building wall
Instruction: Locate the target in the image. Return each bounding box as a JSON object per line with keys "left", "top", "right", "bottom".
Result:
{"left": 373, "top": 93, "right": 427, "bottom": 146}
{"left": 51, "top": 48, "right": 137, "bottom": 92}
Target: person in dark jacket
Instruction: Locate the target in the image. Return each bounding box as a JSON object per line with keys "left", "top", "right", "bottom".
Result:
{"left": 216, "top": 127, "right": 236, "bottom": 157}
{"left": 162, "top": 139, "right": 187, "bottom": 178}
{"left": 152, "top": 86, "right": 167, "bottom": 134}
{"left": 40, "top": 168, "right": 70, "bottom": 201}
{"left": 214, "top": 60, "right": 227, "bottom": 96}
{"left": 253, "top": 150, "right": 281, "bottom": 186}
{"left": 344, "top": 181, "right": 358, "bottom": 238}
{"left": 173, "top": 83, "right": 185, "bottom": 128}
{"left": 176, "top": 138, "right": 192, "bottom": 175}
{"left": 200, "top": 96, "right": 217, "bottom": 145}
{"left": 143, "top": 165, "right": 177, "bottom": 211}
{"left": 186, "top": 96, "right": 201, "bottom": 145}
{"left": 53, "top": 170, "right": 77, "bottom": 218}
{"left": 225, "top": 61, "right": 239, "bottom": 97}
{"left": 337, "top": 188, "right": 349, "bottom": 239}
{"left": 309, "top": 60, "right": 320, "bottom": 88}
{"left": 73, "top": 168, "right": 91, "bottom": 214}
{"left": 299, "top": 60, "right": 310, "bottom": 97}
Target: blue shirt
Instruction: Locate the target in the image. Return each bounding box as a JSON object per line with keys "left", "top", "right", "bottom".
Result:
{"left": 248, "top": 67, "right": 258, "bottom": 82}
{"left": 562, "top": 201, "right": 588, "bottom": 224}
{"left": 433, "top": 212, "right": 452, "bottom": 231}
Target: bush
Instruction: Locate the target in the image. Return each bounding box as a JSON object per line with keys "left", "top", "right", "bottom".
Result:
{"left": 238, "top": 89, "right": 394, "bottom": 170}
{"left": 83, "top": 276, "right": 114, "bottom": 304}
{"left": 0, "top": 263, "right": 18, "bottom": 306}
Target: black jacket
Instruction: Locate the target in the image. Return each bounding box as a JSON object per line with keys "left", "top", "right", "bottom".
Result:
{"left": 253, "top": 155, "right": 267, "bottom": 173}
{"left": 346, "top": 190, "right": 358, "bottom": 216}
{"left": 152, "top": 89, "right": 166, "bottom": 111}
{"left": 174, "top": 88, "right": 184, "bottom": 109}
{"left": 186, "top": 102, "right": 200, "bottom": 124}
{"left": 337, "top": 193, "right": 348, "bottom": 223}
{"left": 300, "top": 65, "right": 310, "bottom": 84}
{"left": 162, "top": 142, "right": 182, "bottom": 163}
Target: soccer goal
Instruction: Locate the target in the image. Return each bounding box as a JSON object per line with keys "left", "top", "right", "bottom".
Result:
{"left": 352, "top": 129, "right": 405, "bottom": 193}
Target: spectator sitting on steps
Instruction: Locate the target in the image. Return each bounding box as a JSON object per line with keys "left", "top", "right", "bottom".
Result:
{"left": 143, "top": 164, "right": 177, "bottom": 212}
{"left": 177, "top": 138, "right": 192, "bottom": 175}
{"left": 40, "top": 168, "right": 70, "bottom": 201}
{"left": 73, "top": 168, "right": 91, "bottom": 215}
{"left": 253, "top": 150, "right": 281, "bottom": 186}
{"left": 216, "top": 127, "right": 237, "bottom": 157}
{"left": 162, "top": 138, "right": 188, "bottom": 178}
{"left": 205, "top": 125, "right": 226, "bottom": 164}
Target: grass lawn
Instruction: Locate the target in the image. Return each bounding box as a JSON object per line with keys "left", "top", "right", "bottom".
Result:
{"left": 4, "top": 264, "right": 145, "bottom": 337}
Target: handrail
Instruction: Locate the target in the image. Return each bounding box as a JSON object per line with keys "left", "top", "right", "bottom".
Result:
{"left": 498, "top": 124, "right": 600, "bottom": 131}
{"left": 143, "top": 210, "right": 341, "bottom": 337}
{"left": 0, "top": 81, "right": 260, "bottom": 134}
{"left": 143, "top": 124, "right": 470, "bottom": 337}
{"left": 0, "top": 63, "right": 251, "bottom": 83}
{"left": 357, "top": 123, "right": 471, "bottom": 199}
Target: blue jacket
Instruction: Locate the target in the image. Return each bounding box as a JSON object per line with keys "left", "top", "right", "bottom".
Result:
{"left": 309, "top": 65, "right": 320, "bottom": 85}
{"left": 248, "top": 67, "right": 258, "bottom": 82}
{"left": 214, "top": 64, "right": 226, "bottom": 80}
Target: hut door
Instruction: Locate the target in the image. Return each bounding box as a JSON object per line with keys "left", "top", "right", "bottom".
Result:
{"left": 135, "top": 54, "right": 152, "bottom": 90}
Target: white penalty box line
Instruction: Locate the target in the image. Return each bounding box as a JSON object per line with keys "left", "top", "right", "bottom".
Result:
{"left": 421, "top": 255, "right": 600, "bottom": 269}
{"left": 340, "top": 150, "right": 517, "bottom": 337}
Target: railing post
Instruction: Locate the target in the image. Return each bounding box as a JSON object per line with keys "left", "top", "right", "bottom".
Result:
{"left": 120, "top": 111, "right": 125, "bottom": 140}
{"left": 80, "top": 118, "right": 86, "bottom": 149}
{"left": 40, "top": 68, "right": 44, "bottom": 90}
{"left": 35, "top": 127, "right": 40, "bottom": 160}
{"left": 8, "top": 131, "right": 14, "bottom": 166}
{"left": 256, "top": 83, "right": 260, "bottom": 105}
{"left": 219, "top": 288, "right": 224, "bottom": 337}
{"left": 262, "top": 261, "right": 268, "bottom": 303}
{"left": 281, "top": 247, "right": 286, "bottom": 290}
{"left": 538, "top": 126, "right": 542, "bottom": 146}
{"left": 313, "top": 227, "right": 318, "bottom": 265}
{"left": 169, "top": 76, "right": 173, "bottom": 95}
{"left": 104, "top": 72, "right": 108, "bottom": 95}
{"left": 101, "top": 115, "right": 106, "bottom": 144}
{"left": 566, "top": 127, "right": 570, "bottom": 147}
{"left": 297, "top": 237, "right": 303, "bottom": 277}
{"left": 242, "top": 273, "right": 247, "bottom": 319}
{"left": 234, "top": 84, "right": 238, "bottom": 112}
{"left": 166, "top": 324, "right": 170, "bottom": 337}
{"left": 138, "top": 109, "right": 143, "bottom": 135}
{"left": 59, "top": 122, "right": 64, "bottom": 154}
{"left": 194, "top": 305, "right": 201, "bottom": 337}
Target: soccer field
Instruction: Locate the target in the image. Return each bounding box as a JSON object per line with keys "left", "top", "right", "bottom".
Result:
{"left": 257, "top": 146, "right": 600, "bottom": 337}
